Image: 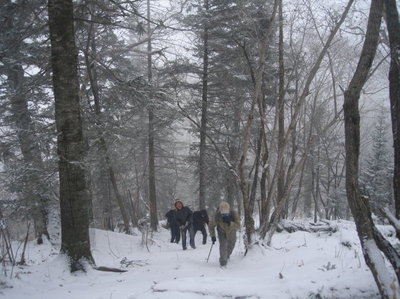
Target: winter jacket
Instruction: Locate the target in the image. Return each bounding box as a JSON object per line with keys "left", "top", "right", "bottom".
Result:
{"left": 175, "top": 206, "right": 193, "bottom": 227}
{"left": 209, "top": 210, "right": 240, "bottom": 240}
{"left": 165, "top": 210, "right": 179, "bottom": 226}
{"left": 192, "top": 209, "right": 209, "bottom": 231}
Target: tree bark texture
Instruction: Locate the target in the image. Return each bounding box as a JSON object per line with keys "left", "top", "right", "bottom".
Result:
{"left": 249, "top": 130, "right": 262, "bottom": 215}
{"left": 48, "top": 0, "right": 94, "bottom": 272}
{"left": 259, "top": 158, "right": 271, "bottom": 226}
{"left": 276, "top": 0, "right": 286, "bottom": 218}
{"left": 148, "top": 107, "right": 158, "bottom": 231}
{"left": 384, "top": 0, "right": 400, "bottom": 220}
{"left": 198, "top": 0, "right": 209, "bottom": 210}
{"left": 343, "top": 0, "right": 398, "bottom": 297}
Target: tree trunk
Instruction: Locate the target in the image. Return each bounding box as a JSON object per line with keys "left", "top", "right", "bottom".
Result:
{"left": 259, "top": 150, "right": 271, "bottom": 226}
{"left": 8, "top": 63, "right": 49, "bottom": 244}
{"left": 257, "top": 76, "right": 270, "bottom": 227}
{"left": 343, "top": 0, "right": 398, "bottom": 296}
{"left": 249, "top": 130, "right": 262, "bottom": 215}
{"left": 148, "top": 108, "right": 158, "bottom": 231}
{"left": 4, "top": 0, "right": 49, "bottom": 244}
{"left": 239, "top": 1, "right": 279, "bottom": 249}
{"left": 226, "top": 102, "right": 241, "bottom": 210}
{"left": 84, "top": 25, "right": 130, "bottom": 233}
{"left": 239, "top": 73, "right": 260, "bottom": 248}
{"left": 199, "top": 0, "right": 209, "bottom": 210}
{"left": 100, "top": 139, "right": 131, "bottom": 233}
{"left": 147, "top": 0, "right": 158, "bottom": 231}
{"left": 48, "top": 0, "right": 94, "bottom": 272}
{"left": 259, "top": 0, "right": 354, "bottom": 244}
{"left": 373, "top": 225, "right": 400, "bottom": 283}
{"left": 226, "top": 168, "right": 237, "bottom": 208}
{"left": 290, "top": 159, "right": 306, "bottom": 218}
{"left": 101, "top": 169, "right": 113, "bottom": 230}
{"left": 276, "top": 0, "right": 286, "bottom": 219}
{"left": 384, "top": 0, "right": 400, "bottom": 220}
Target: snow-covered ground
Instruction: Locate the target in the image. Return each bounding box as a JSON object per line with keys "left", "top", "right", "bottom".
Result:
{"left": 1, "top": 220, "right": 391, "bottom": 299}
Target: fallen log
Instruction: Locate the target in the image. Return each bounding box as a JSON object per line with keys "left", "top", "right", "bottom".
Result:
{"left": 93, "top": 266, "right": 127, "bottom": 273}
{"left": 278, "top": 220, "right": 337, "bottom": 234}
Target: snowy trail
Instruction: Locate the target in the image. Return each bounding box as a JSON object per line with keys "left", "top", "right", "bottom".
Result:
{"left": 2, "top": 221, "right": 382, "bottom": 298}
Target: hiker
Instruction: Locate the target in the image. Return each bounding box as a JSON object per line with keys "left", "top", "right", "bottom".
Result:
{"left": 192, "top": 209, "right": 209, "bottom": 245}
{"left": 165, "top": 209, "right": 180, "bottom": 243}
{"left": 174, "top": 200, "right": 195, "bottom": 250}
{"left": 209, "top": 201, "right": 240, "bottom": 267}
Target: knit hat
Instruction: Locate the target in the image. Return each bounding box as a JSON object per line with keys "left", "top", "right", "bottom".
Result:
{"left": 219, "top": 201, "right": 230, "bottom": 214}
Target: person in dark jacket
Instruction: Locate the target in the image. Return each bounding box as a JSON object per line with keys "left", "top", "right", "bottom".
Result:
{"left": 165, "top": 209, "right": 180, "bottom": 243}
{"left": 174, "top": 200, "right": 195, "bottom": 250}
{"left": 209, "top": 201, "right": 240, "bottom": 267}
{"left": 192, "top": 209, "right": 209, "bottom": 245}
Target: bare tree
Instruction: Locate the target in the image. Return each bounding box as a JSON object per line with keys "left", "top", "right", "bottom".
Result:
{"left": 343, "top": 0, "right": 399, "bottom": 296}
{"left": 239, "top": 0, "right": 278, "bottom": 249}
{"left": 260, "top": 0, "right": 354, "bottom": 245}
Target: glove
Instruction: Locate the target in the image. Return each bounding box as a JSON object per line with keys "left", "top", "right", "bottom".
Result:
{"left": 222, "top": 215, "right": 231, "bottom": 225}
{"left": 211, "top": 236, "right": 216, "bottom": 244}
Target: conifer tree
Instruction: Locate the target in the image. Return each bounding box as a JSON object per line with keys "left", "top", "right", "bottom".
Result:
{"left": 360, "top": 108, "right": 393, "bottom": 221}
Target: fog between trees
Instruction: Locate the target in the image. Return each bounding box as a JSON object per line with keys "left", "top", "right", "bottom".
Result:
{"left": 1, "top": 0, "right": 400, "bottom": 297}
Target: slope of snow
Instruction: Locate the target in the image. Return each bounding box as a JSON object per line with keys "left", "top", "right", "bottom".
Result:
{"left": 1, "top": 220, "right": 386, "bottom": 298}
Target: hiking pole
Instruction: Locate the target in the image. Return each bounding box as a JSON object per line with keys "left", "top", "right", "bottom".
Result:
{"left": 206, "top": 242, "right": 214, "bottom": 263}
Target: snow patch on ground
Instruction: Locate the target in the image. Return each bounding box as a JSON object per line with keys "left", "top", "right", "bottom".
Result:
{"left": 1, "top": 220, "right": 386, "bottom": 298}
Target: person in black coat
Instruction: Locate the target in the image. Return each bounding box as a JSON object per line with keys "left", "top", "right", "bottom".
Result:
{"left": 192, "top": 209, "right": 209, "bottom": 245}
{"left": 165, "top": 209, "right": 180, "bottom": 243}
{"left": 174, "top": 200, "right": 195, "bottom": 250}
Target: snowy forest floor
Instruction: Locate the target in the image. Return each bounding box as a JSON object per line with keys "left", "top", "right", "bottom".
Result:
{"left": 1, "top": 219, "right": 395, "bottom": 299}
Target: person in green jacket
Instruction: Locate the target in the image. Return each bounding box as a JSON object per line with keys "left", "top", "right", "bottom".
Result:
{"left": 208, "top": 201, "right": 240, "bottom": 267}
